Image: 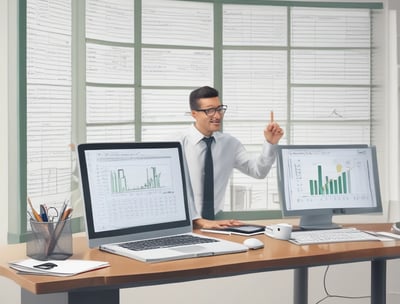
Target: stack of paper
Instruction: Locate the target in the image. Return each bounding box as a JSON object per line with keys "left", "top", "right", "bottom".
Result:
{"left": 9, "top": 258, "right": 110, "bottom": 277}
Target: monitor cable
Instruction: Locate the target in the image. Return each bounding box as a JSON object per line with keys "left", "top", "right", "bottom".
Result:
{"left": 314, "top": 265, "right": 370, "bottom": 304}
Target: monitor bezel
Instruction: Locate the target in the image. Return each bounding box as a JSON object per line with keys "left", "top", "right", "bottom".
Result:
{"left": 276, "top": 144, "right": 383, "bottom": 229}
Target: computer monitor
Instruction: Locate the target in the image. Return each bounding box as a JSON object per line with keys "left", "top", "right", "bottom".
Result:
{"left": 276, "top": 145, "right": 382, "bottom": 230}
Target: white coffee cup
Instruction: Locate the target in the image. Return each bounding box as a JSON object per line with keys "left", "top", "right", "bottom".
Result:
{"left": 272, "top": 223, "right": 292, "bottom": 240}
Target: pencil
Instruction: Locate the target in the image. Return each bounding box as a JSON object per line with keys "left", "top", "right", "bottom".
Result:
{"left": 61, "top": 208, "right": 73, "bottom": 221}
{"left": 270, "top": 110, "right": 274, "bottom": 123}
{"left": 27, "top": 197, "right": 43, "bottom": 222}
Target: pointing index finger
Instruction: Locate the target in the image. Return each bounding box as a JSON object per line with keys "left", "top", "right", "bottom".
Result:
{"left": 270, "top": 110, "right": 274, "bottom": 123}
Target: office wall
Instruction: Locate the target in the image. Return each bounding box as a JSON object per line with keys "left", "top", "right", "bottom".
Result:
{"left": 0, "top": 1, "right": 21, "bottom": 303}
{"left": 0, "top": 0, "right": 8, "bottom": 247}
{"left": 1, "top": 0, "right": 400, "bottom": 303}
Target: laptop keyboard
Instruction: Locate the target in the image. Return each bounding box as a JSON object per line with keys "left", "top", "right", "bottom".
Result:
{"left": 119, "top": 234, "right": 219, "bottom": 251}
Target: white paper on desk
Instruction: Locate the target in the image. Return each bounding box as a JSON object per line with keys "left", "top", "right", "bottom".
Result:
{"left": 366, "top": 231, "right": 400, "bottom": 241}
{"left": 9, "top": 259, "right": 110, "bottom": 277}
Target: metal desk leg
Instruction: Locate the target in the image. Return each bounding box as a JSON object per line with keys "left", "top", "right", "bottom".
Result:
{"left": 371, "top": 259, "right": 386, "bottom": 304}
{"left": 294, "top": 267, "right": 308, "bottom": 304}
{"left": 21, "top": 289, "right": 67, "bottom": 304}
{"left": 21, "top": 288, "right": 120, "bottom": 304}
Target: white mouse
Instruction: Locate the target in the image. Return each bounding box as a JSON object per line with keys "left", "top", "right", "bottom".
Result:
{"left": 243, "top": 238, "right": 264, "bottom": 250}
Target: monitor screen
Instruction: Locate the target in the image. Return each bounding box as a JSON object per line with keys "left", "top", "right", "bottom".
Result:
{"left": 276, "top": 145, "right": 382, "bottom": 230}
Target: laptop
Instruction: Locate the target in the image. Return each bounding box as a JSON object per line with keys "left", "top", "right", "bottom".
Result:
{"left": 77, "top": 141, "right": 248, "bottom": 263}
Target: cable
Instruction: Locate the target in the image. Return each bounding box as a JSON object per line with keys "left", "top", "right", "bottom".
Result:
{"left": 314, "top": 265, "right": 370, "bottom": 304}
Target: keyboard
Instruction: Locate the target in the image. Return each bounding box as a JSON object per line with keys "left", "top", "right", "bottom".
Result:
{"left": 118, "top": 234, "right": 218, "bottom": 251}
{"left": 290, "top": 228, "right": 381, "bottom": 245}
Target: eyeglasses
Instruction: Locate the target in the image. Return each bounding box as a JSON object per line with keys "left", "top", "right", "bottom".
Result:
{"left": 195, "top": 105, "right": 227, "bottom": 117}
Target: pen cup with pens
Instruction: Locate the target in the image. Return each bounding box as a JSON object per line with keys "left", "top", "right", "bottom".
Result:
{"left": 27, "top": 200, "right": 73, "bottom": 261}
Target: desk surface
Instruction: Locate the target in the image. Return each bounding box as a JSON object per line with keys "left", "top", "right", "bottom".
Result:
{"left": 1, "top": 223, "right": 399, "bottom": 295}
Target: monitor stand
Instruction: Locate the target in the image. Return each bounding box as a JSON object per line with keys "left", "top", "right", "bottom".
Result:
{"left": 299, "top": 214, "right": 342, "bottom": 230}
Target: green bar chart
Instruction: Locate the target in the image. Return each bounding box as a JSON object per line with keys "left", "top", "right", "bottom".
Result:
{"left": 110, "top": 166, "right": 162, "bottom": 193}
{"left": 309, "top": 164, "right": 350, "bottom": 196}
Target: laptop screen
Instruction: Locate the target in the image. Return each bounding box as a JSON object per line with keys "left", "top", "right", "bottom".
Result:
{"left": 77, "top": 142, "right": 192, "bottom": 248}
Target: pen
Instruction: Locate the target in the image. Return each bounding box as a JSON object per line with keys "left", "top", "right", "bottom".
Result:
{"left": 27, "top": 211, "right": 33, "bottom": 220}
{"left": 40, "top": 204, "right": 48, "bottom": 222}
{"left": 200, "top": 229, "right": 232, "bottom": 235}
{"left": 46, "top": 208, "right": 73, "bottom": 256}
{"left": 58, "top": 201, "right": 68, "bottom": 222}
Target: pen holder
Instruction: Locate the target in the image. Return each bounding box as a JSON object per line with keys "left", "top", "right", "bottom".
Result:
{"left": 27, "top": 218, "right": 73, "bottom": 260}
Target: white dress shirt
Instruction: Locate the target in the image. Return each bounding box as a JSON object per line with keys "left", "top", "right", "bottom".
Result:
{"left": 180, "top": 124, "right": 277, "bottom": 219}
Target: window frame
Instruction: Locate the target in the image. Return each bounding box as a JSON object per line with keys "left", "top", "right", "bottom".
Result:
{"left": 9, "top": 0, "right": 386, "bottom": 242}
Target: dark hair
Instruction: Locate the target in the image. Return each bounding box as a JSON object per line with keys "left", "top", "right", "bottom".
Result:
{"left": 189, "top": 86, "right": 219, "bottom": 110}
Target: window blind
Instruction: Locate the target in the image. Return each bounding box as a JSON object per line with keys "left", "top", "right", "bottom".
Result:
{"left": 289, "top": 7, "right": 372, "bottom": 145}
{"left": 26, "top": 0, "right": 72, "bottom": 221}
{"left": 141, "top": 0, "right": 214, "bottom": 141}
{"left": 85, "top": 0, "right": 135, "bottom": 142}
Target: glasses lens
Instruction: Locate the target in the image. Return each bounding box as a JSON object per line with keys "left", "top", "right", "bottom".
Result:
{"left": 218, "top": 105, "right": 227, "bottom": 112}
{"left": 200, "top": 105, "right": 227, "bottom": 116}
{"left": 205, "top": 108, "right": 216, "bottom": 116}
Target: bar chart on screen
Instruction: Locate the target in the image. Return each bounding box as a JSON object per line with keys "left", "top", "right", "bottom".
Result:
{"left": 288, "top": 150, "right": 375, "bottom": 209}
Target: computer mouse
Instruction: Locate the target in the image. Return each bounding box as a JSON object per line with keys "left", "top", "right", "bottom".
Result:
{"left": 243, "top": 238, "right": 264, "bottom": 250}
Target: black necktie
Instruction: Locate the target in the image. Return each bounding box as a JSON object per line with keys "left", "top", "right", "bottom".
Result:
{"left": 202, "top": 137, "right": 214, "bottom": 220}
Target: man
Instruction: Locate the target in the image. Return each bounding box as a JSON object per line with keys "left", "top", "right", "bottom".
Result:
{"left": 181, "top": 86, "right": 284, "bottom": 229}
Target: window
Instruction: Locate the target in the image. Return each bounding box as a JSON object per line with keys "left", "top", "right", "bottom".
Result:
{"left": 13, "top": 0, "right": 384, "bottom": 241}
{"left": 85, "top": 0, "right": 135, "bottom": 142}
{"left": 26, "top": 0, "right": 73, "bottom": 228}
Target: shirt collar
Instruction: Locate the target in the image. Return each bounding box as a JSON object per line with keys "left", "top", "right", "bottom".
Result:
{"left": 189, "top": 124, "right": 221, "bottom": 145}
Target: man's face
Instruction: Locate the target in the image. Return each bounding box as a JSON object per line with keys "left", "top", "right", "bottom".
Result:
{"left": 191, "top": 96, "right": 224, "bottom": 137}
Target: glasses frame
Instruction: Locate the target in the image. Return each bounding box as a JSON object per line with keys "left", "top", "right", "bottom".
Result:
{"left": 194, "top": 105, "right": 228, "bottom": 117}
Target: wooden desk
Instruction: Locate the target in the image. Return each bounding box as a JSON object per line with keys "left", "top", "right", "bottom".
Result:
{"left": 0, "top": 223, "right": 399, "bottom": 304}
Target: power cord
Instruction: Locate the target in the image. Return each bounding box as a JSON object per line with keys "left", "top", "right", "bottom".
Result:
{"left": 315, "top": 265, "right": 370, "bottom": 304}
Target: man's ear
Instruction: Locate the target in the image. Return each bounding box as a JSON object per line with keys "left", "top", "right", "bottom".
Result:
{"left": 191, "top": 110, "right": 197, "bottom": 119}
